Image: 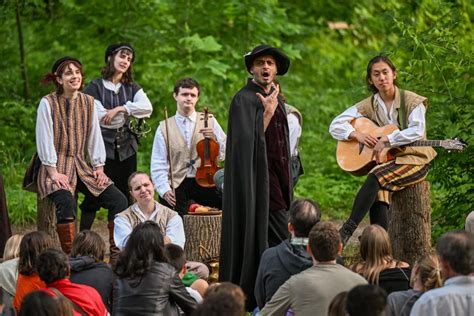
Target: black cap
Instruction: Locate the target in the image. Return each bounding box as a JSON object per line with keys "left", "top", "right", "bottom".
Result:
{"left": 51, "top": 56, "right": 82, "bottom": 74}
{"left": 244, "top": 44, "right": 290, "bottom": 75}
{"left": 105, "top": 43, "right": 135, "bottom": 63}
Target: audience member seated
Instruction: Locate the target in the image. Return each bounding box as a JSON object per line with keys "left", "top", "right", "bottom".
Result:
{"left": 192, "top": 282, "right": 246, "bottom": 316}
{"left": 328, "top": 291, "right": 348, "bottom": 316}
{"left": 114, "top": 171, "right": 208, "bottom": 279}
{"left": 165, "top": 243, "right": 208, "bottom": 301}
{"left": 18, "top": 290, "right": 74, "bottom": 316}
{"left": 13, "top": 231, "right": 53, "bottom": 312}
{"left": 411, "top": 230, "right": 474, "bottom": 315}
{"left": 346, "top": 284, "right": 387, "bottom": 316}
{"left": 114, "top": 221, "right": 197, "bottom": 315}
{"left": 0, "top": 234, "right": 23, "bottom": 314}
{"left": 38, "top": 248, "right": 107, "bottom": 316}
{"left": 260, "top": 221, "right": 367, "bottom": 316}
{"left": 350, "top": 225, "right": 411, "bottom": 294}
{"left": 69, "top": 230, "right": 115, "bottom": 312}
{"left": 387, "top": 253, "right": 442, "bottom": 316}
{"left": 255, "top": 199, "right": 321, "bottom": 309}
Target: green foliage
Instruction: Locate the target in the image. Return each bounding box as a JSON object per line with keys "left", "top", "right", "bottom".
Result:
{"left": 0, "top": 0, "right": 472, "bottom": 239}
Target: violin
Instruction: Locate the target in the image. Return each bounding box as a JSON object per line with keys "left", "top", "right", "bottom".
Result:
{"left": 195, "top": 107, "right": 220, "bottom": 188}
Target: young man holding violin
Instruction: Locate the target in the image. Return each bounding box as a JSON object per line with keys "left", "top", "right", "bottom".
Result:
{"left": 150, "top": 77, "right": 226, "bottom": 216}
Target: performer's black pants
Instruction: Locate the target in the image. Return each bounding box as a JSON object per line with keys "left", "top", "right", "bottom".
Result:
{"left": 80, "top": 153, "right": 136, "bottom": 230}
{"left": 159, "top": 178, "right": 222, "bottom": 217}
{"left": 50, "top": 178, "right": 127, "bottom": 225}
{"left": 268, "top": 209, "right": 289, "bottom": 247}
{"left": 348, "top": 174, "right": 389, "bottom": 230}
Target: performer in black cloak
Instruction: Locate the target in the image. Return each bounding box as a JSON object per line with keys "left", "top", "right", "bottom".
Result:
{"left": 220, "top": 44, "right": 292, "bottom": 310}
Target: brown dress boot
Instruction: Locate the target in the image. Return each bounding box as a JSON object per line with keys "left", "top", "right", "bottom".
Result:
{"left": 56, "top": 221, "right": 76, "bottom": 255}
{"left": 107, "top": 221, "right": 120, "bottom": 265}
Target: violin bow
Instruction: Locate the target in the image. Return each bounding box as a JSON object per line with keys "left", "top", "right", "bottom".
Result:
{"left": 163, "top": 106, "right": 176, "bottom": 204}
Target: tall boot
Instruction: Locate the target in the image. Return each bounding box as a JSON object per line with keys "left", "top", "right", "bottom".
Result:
{"left": 107, "top": 221, "right": 120, "bottom": 266}
{"left": 339, "top": 219, "right": 358, "bottom": 246}
{"left": 56, "top": 221, "right": 76, "bottom": 255}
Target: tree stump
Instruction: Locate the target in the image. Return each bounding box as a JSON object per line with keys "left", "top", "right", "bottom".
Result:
{"left": 37, "top": 195, "right": 61, "bottom": 249}
{"left": 183, "top": 214, "right": 222, "bottom": 263}
{"left": 388, "top": 181, "right": 431, "bottom": 265}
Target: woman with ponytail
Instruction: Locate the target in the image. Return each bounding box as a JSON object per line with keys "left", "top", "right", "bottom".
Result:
{"left": 387, "top": 253, "right": 442, "bottom": 316}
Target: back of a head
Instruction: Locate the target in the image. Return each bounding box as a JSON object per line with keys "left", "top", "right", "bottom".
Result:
{"left": 37, "top": 249, "right": 69, "bottom": 285}
{"left": 359, "top": 225, "right": 393, "bottom": 263}
{"left": 308, "top": 221, "right": 340, "bottom": 262}
{"left": 18, "top": 231, "right": 54, "bottom": 275}
{"left": 346, "top": 284, "right": 387, "bottom": 316}
{"left": 289, "top": 199, "right": 321, "bottom": 237}
{"left": 71, "top": 230, "right": 106, "bottom": 262}
{"left": 164, "top": 243, "right": 186, "bottom": 272}
{"left": 436, "top": 230, "right": 474, "bottom": 276}
{"left": 115, "top": 221, "right": 168, "bottom": 278}
{"left": 328, "top": 291, "right": 348, "bottom": 316}
{"left": 415, "top": 253, "right": 443, "bottom": 291}
{"left": 19, "top": 290, "right": 74, "bottom": 316}
{"left": 3, "top": 234, "right": 23, "bottom": 260}
{"left": 195, "top": 284, "right": 245, "bottom": 316}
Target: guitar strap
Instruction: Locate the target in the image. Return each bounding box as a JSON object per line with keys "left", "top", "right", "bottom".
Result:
{"left": 399, "top": 89, "right": 407, "bottom": 130}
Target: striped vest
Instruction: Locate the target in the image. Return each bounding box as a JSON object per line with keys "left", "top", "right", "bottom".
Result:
{"left": 37, "top": 92, "right": 111, "bottom": 199}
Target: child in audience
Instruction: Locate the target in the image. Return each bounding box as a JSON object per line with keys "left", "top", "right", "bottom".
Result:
{"left": 0, "top": 234, "right": 23, "bottom": 314}
{"left": 346, "top": 284, "right": 387, "bottom": 316}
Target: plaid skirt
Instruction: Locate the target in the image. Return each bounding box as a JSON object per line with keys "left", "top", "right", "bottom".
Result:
{"left": 371, "top": 161, "right": 429, "bottom": 204}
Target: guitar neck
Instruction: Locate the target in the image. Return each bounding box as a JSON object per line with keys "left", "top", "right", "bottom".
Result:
{"left": 409, "top": 140, "right": 442, "bottom": 147}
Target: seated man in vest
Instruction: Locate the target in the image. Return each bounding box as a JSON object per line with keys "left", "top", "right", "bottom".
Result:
{"left": 114, "top": 171, "right": 208, "bottom": 278}
{"left": 255, "top": 198, "right": 321, "bottom": 309}
{"left": 38, "top": 248, "right": 107, "bottom": 316}
{"left": 150, "top": 77, "right": 226, "bottom": 216}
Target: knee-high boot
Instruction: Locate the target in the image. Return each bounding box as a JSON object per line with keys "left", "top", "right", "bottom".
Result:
{"left": 107, "top": 221, "right": 120, "bottom": 265}
{"left": 56, "top": 221, "right": 76, "bottom": 255}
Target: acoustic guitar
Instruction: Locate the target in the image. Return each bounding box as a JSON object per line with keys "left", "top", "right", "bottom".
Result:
{"left": 336, "top": 117, "right": 466, "bottom": 176}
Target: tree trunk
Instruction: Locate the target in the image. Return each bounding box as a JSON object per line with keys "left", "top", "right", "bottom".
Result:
{"left": 388, "top": 181, "right": 431, "bottom": 265}
{"left": 37, "top": 195, "right": 61, "bottom": 249}
{"left": 183, "top": 214, "right": 222, "bottom": 263}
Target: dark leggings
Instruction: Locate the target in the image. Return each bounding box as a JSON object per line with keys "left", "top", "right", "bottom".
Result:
{"left": 49, "top": 180, "right": 128, "bottom": 224}
{"left": 349, "top": 173, "right": 389, "bottom": 230}
{"left": 80, "top": 154, "right": 136, "bottom": 229}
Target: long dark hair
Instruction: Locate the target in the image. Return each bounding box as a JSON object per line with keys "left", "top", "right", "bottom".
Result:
{"left": 366, "top": 55, "right": 398, "bottom": 94}
{"left": 114, "top": 221, "right": 168, "bottom": 279}
{"left": 18, "top": 231, "right": 54, "bottom": 275}
{"left": 101, "top": 48, "right": 134, "bottom": 84}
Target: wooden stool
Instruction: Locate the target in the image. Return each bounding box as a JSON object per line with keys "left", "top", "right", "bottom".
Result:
{"left": 183, "top": 214, "right": 222, "bottom": 263}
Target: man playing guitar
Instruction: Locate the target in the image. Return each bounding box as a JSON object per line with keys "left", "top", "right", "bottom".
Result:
{"left": 329, "top": 55, "right": 437, "bottom": 245}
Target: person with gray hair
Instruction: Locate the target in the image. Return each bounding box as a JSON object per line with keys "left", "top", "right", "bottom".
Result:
{"left": 465, "top": 211, "right": 474, "bottom": 233}
{"left": 410, "top": 230, "right": 474, "bottom": 315}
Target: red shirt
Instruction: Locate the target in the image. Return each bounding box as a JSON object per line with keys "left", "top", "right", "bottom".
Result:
{"left": 42, "top": 279, "right": 107, "bottom": 316}
{"left": 13, "top": 273, "right": 46, "bottom": 312}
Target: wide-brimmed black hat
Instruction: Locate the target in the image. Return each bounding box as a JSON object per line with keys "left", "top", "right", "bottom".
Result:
{"left": 51, "top": 56, "right": 82, "bottom": 74}
{"left": 244, "top": 44, "right": 290, "bottom": 75}
{"left": 105, "top": 43, "right": 135, "bottom": 63}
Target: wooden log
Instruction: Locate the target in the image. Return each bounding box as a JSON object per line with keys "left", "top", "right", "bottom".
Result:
{"left": 388, "top": 181, "right": 431, "bottom": 266}
{"left": 37, "top": 195, "right": 61, "bottom": 249}
{"left": 184, "top": 214, "right": 222, "bottom": 263}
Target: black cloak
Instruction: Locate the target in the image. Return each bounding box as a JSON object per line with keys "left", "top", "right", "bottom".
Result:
{"left": 220, "top": 79, "right": 288, "bottom": 309}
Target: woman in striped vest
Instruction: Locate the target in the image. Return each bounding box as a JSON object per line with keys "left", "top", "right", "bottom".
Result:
{"left": 36, "top": 56, "right": 128, "bottom": 254}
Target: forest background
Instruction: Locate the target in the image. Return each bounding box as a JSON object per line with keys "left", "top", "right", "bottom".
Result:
{"left": 0, "top": 0, "right": 472, "bottom": 240}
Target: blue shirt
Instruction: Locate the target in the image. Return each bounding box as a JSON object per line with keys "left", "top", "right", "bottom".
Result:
{"left": 410, "top": 275, "right": 474, "bottom": 316}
